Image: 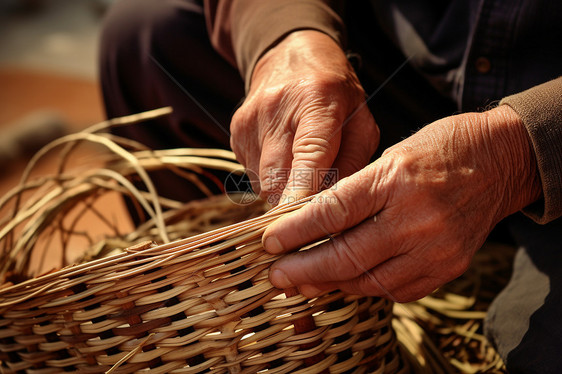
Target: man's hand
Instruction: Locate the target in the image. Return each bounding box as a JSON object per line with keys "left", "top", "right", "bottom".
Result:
{"left": 262, "top": 105, "right": 542, "bottom": 302}
{"left": 230, "top": 30, "right": 378, "bottom": 204}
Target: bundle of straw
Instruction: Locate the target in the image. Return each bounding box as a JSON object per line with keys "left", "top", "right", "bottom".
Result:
{"left": 0, "top": 109, "right": 406, "bottom": 373}
{"left": 393, "top": 242, "right": 511, "bottom": 373}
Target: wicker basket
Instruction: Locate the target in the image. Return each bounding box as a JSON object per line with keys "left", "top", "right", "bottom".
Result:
{"left": 0, "top": 108, "right": 406, "bottom": 373}
{"left": 0, "top": 198, "right": 404, "bottom": 373}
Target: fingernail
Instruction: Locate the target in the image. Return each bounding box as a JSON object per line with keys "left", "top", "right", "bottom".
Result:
{"left": 270, "top": 269, "right": 293, "bottom": 289}
{"left": 299, "top": 284, "right": 322, "bottom": 298}
{"left": 264, "top": 236, "right": 284, "bottom": 254}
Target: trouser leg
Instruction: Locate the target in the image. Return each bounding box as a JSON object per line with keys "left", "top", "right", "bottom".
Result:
{"left": 485, "top": 214, "right": 562, "bottom": 373}
{"left": 100, "top": 0, "right": 244, "bottom": 149}
{"left": 99, "top": 0, "right": 245, "bottom": 209}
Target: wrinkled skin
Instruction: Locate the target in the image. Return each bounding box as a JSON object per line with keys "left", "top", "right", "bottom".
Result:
{"left": 230, "top": 31, "right": 378, "bottom": 204}
{"left": 231, "top": 30, "right": 542, "bottom": 303}
{"left": 262, "top": 106, "right": 541, "bottom": 302}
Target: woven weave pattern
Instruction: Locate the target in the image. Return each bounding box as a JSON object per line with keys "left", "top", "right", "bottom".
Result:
{"left": 0, "top": 200, "right": 404, "bottom": 373}
{"left": 0, "top": 109, "right": 405, "bottom": 373}
{"left": 0, "top": 107, "right": 513, "bottom": 373}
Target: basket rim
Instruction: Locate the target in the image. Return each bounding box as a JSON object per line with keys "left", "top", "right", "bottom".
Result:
{"left": 0, "top": 195, "right": 315, "bottom": 304}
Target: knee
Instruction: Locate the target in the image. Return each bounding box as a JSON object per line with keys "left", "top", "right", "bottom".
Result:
{"left": 485, "top": 237, "right": 562, "bottom": 373}
{"left": 101, "top": 0, "right": 154, "bottom": 61}
{"left": 100, "top": 0, "right": 204, "bottom": 70}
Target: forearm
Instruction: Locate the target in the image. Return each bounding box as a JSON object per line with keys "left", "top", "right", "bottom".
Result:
{"left": 204, "top": 0, "right": 346, "bottom": 90}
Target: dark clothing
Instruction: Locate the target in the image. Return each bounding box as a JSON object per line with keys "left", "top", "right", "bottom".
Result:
{"left": 99, "top": 0, "right": 562, "bottom": 372}
{"left": 370, "top": 1, "right": 477, "bottom": 104}
{"left": 101, "top": 0, "right": 240, "bottom": 151}
{"left": 371, "top": 1, "right": 562, "bottom": 112}
{"left": 100, "top": 0, "right": 242, "bottom": 205}
{"left": 486, "top": 214, "right": 562, "bottom": 372}
{"left": 368, "top": 1, "right": 562, "bottom": 222}
{"left": 206, "top": 0, "right": 562, "bottom": 223}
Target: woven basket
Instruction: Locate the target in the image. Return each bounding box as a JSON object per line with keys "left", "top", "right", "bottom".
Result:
{"left": 0, "top": 198, "right": 404, "bottom": 373}
{"left": 0, "top": 108, "right": 406, "bottom": 373}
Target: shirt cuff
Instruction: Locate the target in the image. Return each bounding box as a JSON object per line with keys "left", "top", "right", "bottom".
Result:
{"left": 231, "top": 0, "right": 345, "bottom": 92}
{"left": 500, "top": 77, "right": 562, "bottom": 224}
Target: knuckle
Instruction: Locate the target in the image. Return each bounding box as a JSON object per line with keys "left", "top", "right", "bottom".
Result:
{"left": 230, "top": 112, "right": 253, "bottom": 146}
{"left": 413, "top": 209, "right": 450, "bottom": 240}
{"left": 292, "top": 250, "right": 337, "bottom": 284}
{"left": 259, "top": 88, "right": 287, "bottom": 114}
{"left": 304, "top": 71, "right": 362, "bottom": 96}
{"left": 250, "top": 179, "right": 261, "bottom": 195}
{"left": 393, "top": 288, "right": 425, "bottom": 303}
{"left": 322, "top": 245, "right": 363, "bottom": 281}
{"left": 332, "top": 245, "right": 364, "bottom": 278}
{"left": 311, "top": 189, "right": 353, "bottom": 232}
{"left": 432, "top": 240, "right": 464, "bottom": 265}
{"left": 230, "top": 106, "right": 247, "bottom": 130}
{"left": 313, "top": 263, "right": 337, "bottom": 283}
{"left": 259, "top": 175, "right": 284, "bottom": 196}
{"left": 295, "top": 72, "right": 365, "bottom": 108}
{"left": 230, "top": 145, "right": 245, "bottom": 168}
{"left": 343, "top": 272, "right": 385, "bottom": 297}
{"left": 292, "top": 136, "right": 331, "bottom": 153}
{"left": 390, "top": 277, "right": 438, "bottom": 303}
{"left": 291, "top": 139, "right": 333, "bottom": 168}
{"left": 446, "top": 255, "right": 472, "bottom": 280}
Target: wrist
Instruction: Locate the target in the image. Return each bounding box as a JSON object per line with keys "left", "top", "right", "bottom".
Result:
{"left": 250, "top": 30, "right": 356, "bottom": 94}
{"left": 485, "top": 105, "right": 542, "bottom": 219}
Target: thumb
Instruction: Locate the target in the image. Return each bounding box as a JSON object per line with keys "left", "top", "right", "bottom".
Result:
{"left": 264, "top": 163, "right": 385, "bottom": 255}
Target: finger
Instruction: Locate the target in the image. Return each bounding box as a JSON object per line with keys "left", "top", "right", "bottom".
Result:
{"left": 280, "top": 115, "right": 342, "bottom": 202}
{"left": 298, "top": 283, "right": 338, "bottom": 298}
{"left": 335, "top": 252, "right": 455, "bottom": 302}
{"left": 338, "top": 275, "right": 439, "bottom": 303}
{"left": 230, "top": 112, "right": 262, "bottom": 194}
{"left": 332, "top": 108, "right": 379, "bottom": 179}
{"left": 244, "top": 157, "right": 262, "bottom": 196}
{"left": 258, "top": 133, "right": 294, "bottom": 204}
{"left": 294, "top": 265, "right": 434, "bottom": 302}
{"left": 335, "top": 257, "right": 424, "bottom": 300}
{"left": 263, "top": 164, "right": 385, "bottom": 254}
{"left": 268, "top": 215, "right": 396, "bottom": 287}
{"left": 229, "top": 108, "right": 250, "bottom": 166}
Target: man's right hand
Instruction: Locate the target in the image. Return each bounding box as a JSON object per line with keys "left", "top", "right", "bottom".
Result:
{"left": 262, "top": 106, "right": 542, "bottom": 302}
{"left": 230, "top": 30, "right": 379, "bottom": 204}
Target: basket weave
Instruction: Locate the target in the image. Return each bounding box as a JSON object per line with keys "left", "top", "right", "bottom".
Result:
{"left": 0, "top": 108, "right": 406, "bottom": 373}
{"left": 0, "top": 198, "right": 404, "bottom": 373}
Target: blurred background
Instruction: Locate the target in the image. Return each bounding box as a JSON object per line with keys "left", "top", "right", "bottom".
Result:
{"left": 0, "top": 0, "right": 137, "bottom": 274}
{"left": 0, "top": 0, "right": 110, "bottom": 195}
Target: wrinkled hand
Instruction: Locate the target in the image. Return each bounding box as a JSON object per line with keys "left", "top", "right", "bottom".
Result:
{"left": 231, "top": 30, "right": 378, "bottom": 204}
{"left": 263, "top": 105, "right": 541, "bottom": 302}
